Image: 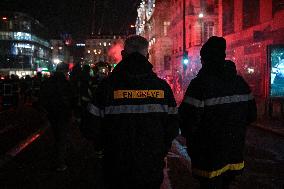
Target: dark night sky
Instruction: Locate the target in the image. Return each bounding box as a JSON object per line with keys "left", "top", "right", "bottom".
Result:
{"left": 0, "top": 0, "right": 140, "bottom": 39}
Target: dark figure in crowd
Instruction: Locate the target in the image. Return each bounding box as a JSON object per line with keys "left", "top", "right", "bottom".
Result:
{"left": 82, "top": 62, "right": 111, "bottom": 158}
{"left": 87, "top": 35, "right": 179, "bottom": 189}
{"left": 10, "top": 74, "right": 20, "bottom": 107}
{"left": 179, "top": 36, "right": 257, "bottom": 189}
{"left": 23, "top": 75, "right": 32, "bottom": 104}
{"left": 69, "top": 62, "right": 82, "bottom": 123}
{"left": 31, "top": 72, "right": 43, "bottom": 108}
{"left": 80, "top": 64, "right": 92, "bottom": 105}
{"left": 2, "top": 75, "right": 13, "bottom": 108}
{"left": 80, "top": 65, "right": 92, "bottom": 125}
{"left": 40, "top": 63, "right": 75, "bottom": 171}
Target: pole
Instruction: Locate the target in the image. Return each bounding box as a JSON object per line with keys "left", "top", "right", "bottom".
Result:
{"left": 182, "top": 0, "right": 187, "bottom": 93}
{"left": 183, "top": 0, "right": 186, "bottom": 53}
{"left": 91, "top": 0, "right": 96, "bottom": 37}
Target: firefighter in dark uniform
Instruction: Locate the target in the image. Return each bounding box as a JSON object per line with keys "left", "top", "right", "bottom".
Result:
{"left": 86, "top": 35, "right": 179, "bottom": 189}
{"left": 179, "top": 36, "right": 257, "bottom": 189}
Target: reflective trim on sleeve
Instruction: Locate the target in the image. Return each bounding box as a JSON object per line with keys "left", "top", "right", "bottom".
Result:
{"left": 192, "top": 162, "right": 244, "bottom": 179}
{"left": 184, "top": 93, "right": 254, "bottom": 107}
{"left": 87, "top": 103, "right": 102, "bottom": 117}
{"left": 168, "top": 107, "right": 178, "bottom": 114}
{"left": 104, "top": 104, "right": 173, "bottom": 115}
{"left": 204, "top": 93, "right": 254, "bottom": 106}
{"left": 183, "top": 96, "right": 205, "bottom": 108}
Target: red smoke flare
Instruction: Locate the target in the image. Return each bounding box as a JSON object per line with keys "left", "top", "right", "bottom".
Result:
{"left": 108, "top": 39, "right": 124, "bottom": 63}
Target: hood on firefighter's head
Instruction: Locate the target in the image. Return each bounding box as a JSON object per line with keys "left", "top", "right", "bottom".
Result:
{"left": 200, "top": 36, "right": 226, "bottom": 66}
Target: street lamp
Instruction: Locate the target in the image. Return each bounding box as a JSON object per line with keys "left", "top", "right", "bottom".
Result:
{"left": 198, "top": 12, "right": 204, "bottom": 44}
{"left": 183, "top": 0, "right": 186, "bottom": 56}
{"left": 53, "top": 58, "right": 61, "bottom": 64}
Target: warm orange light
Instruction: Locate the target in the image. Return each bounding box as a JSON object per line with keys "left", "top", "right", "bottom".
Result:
{"left": 130, "top": 24, "right": 135, "bottom": 28}
{"left": 2, "top": 17, "right": 7, "bottom": 20}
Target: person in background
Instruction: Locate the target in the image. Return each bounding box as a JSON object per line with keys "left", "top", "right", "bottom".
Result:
{"left": 81, "top": 62, "right": 111, "bottom": 158}
{"left": 31, "top": 72, "right": 42, "bottom": 108}
{"left": 87, "top": 35, "right": 179, "bottom": 189}
{"left": 69, "top": 62, "right": 82, "bottom": 125}
{"left": 40, "top": 63, "right": 75, "bottom": 171}
{"left": 179, "top": 36, "right": 257, "bottom": 189}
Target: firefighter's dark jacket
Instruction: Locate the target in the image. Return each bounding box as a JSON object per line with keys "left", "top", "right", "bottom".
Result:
{"left": 179, "top": 61, "right": 257, "bottom": 179}
{"left": 87, "top": 52, "right": 179, "bottom": 184}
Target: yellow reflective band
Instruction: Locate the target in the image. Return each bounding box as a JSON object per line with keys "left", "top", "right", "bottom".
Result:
{"left": 192, "top": 162, "right": 244, "bottom": 179}
{"left": 114, "top": 90, "right": 165, "bottom": 99}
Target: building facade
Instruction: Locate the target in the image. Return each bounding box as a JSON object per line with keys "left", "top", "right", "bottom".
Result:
{"left": 140, "top": 0, "right": 173, "bottom": 77}
{"left": 72, "top": 40, "right": 86, "bottom": 65}
{"left": 50, "top": 39, "right": 72, "bottom": 70}
{"left": 85, "top": 35, "right": 125, "bottom": 67}
{"left": 0, "top": 12, "right": 51, "bottom": 77}
{"left": 169, "top": 0, "right": 219, "bottom": 91}
{"left": 136, "top": 0, "right": 219, "bottom": 99}
{"left": 136, "top": 0, "right": 178, "bottom": 93}
{"left": 220, "top": 0, "right": 284, "bottom": 114}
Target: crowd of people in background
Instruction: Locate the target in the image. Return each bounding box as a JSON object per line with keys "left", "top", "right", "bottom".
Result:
{"left": 0, "top": 72, "right": 47, "bottom": 109}
{"left": 0, "top": 61, "right": 110, "bottom": 171}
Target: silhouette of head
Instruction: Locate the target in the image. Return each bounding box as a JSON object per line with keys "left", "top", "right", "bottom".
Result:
{"left": 200, "top": 36, "right": 226, "bottom": 64}
{"left": 122, "top": 35, "right": 149, "bottom": 58}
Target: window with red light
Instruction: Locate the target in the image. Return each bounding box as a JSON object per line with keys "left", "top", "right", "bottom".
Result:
{"left": 243, "top": 0, "right": 260, "bottom": 29}
{"left": 222, "top": 0, "right": 234, "bottom": 35}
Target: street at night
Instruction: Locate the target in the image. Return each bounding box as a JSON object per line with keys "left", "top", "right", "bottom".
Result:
{"left": 1, "top": 0, "right": 284, "bottom": 188}
{"left": 0, "top": 106, "right": 283, "bottom": 188}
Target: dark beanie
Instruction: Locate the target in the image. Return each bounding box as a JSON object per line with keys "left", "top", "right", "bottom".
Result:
{"left": 200, "top": 36, "right": 226, "bottom": 62}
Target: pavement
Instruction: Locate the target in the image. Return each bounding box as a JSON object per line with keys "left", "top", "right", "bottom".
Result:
{"left": 1, "top": 103, "right": 283, "bottom": 189}
{"left": 252, "top": 117, "right": 284, "bottom": 137}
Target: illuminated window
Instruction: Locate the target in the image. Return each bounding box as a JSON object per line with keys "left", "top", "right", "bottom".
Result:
{"left": 204, "top": 22, "right": 214, "bottom": 41}
{"left": 13, "top": 32, "right": 31, "bottom": 40}
{"left": 163, "top": 21, "right": 170, "bottom": 36}
{"left": 222, "top": 0, "right": 234, "bottom": 35}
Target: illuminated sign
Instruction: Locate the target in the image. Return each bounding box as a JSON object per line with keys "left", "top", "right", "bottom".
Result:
{"left": 269, "top": 45, "right": 284, "bottom": 97}
{"left": 114, "top": 90, "right": 164, "bottom": 99}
